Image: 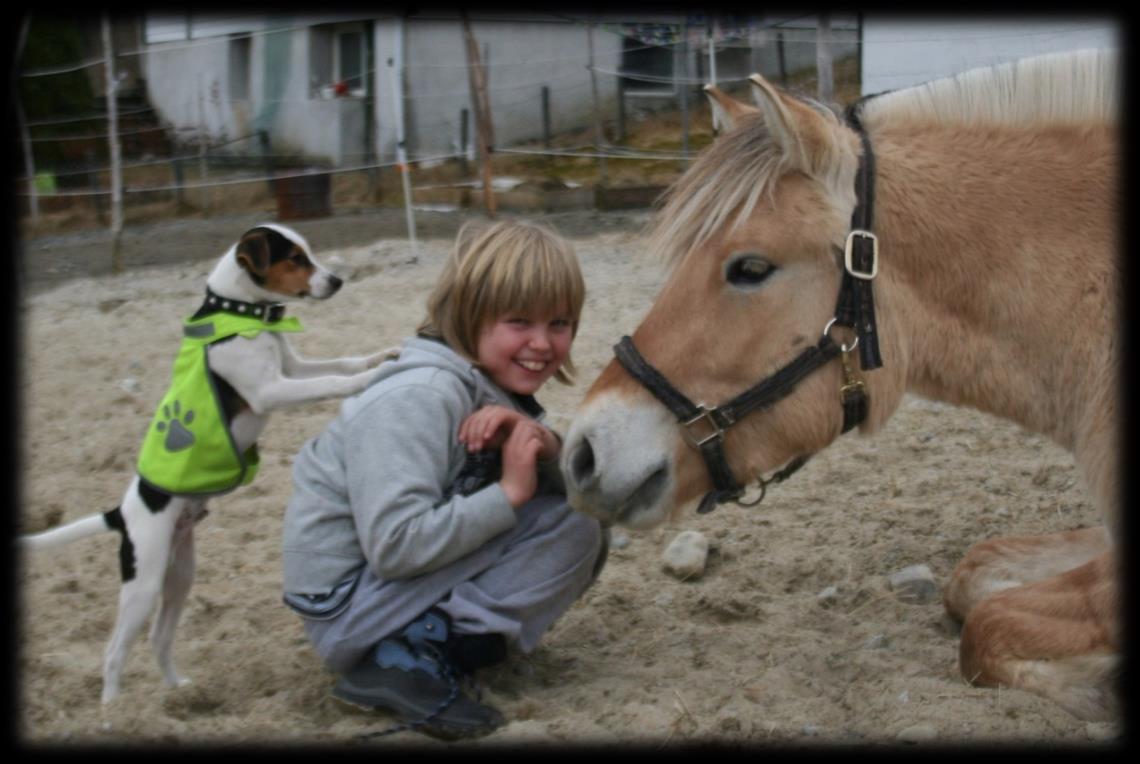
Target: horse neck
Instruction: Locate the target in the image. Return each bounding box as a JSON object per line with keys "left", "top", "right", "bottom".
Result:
{"left": 871, "top": 121, "right": 1117, "bottom": 450}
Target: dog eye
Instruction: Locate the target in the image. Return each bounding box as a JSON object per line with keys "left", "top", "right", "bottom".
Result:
{"left": 290, "top": 253, "right": 310, "bottom": 266}
{"left": 725, "top": 254, "right": 775, "bottom": 288}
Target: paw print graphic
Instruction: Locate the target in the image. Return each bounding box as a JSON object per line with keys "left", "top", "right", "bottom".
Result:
{"left": 156, "top": 400, "right": 196, "bottom": 452}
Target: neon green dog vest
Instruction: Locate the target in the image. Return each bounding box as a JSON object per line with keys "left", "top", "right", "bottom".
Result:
{"left": 137, "top": 311, "right": 303, "bottom": 496}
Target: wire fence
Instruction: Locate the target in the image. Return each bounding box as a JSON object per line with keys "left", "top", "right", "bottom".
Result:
{"left": 15, "top": 13, "right": 1113, "bottom": 240}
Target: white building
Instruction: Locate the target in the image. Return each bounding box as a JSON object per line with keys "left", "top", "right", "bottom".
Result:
{"left": 143, "top": 13, "right": 629, "bottom": 166}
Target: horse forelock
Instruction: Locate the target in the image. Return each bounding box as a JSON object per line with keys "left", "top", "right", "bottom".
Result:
{"left": 859, "top": 48, "right": 1117, "bottom": 131}
{"left": 646, "top": 99, "right": 857, "bottom": 270}
{"left": 646, "top": 115, "right": 803, "bottom": 269}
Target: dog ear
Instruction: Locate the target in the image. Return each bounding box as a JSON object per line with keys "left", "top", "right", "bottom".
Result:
{"left": 235, "top": 228, "right": 272, "bottom": 283}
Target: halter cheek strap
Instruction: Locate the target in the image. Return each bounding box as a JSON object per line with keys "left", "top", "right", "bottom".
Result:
{"left": 836, "top": 104, "right": 883, "bottom": 372}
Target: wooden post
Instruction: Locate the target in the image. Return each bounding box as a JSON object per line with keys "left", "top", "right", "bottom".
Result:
{"left": 541, "top": 85, "right": 551, "bottom": 149}
{"left": 172, "top": 158, "right": 187, "bottom": 211}
{"left": 463, "top": 14, "right": 496, "bottom": 218}
{"left": 707, "top": 17, "right": 717, "bottom": 86}
{"left": 459, "top": 107, "right": 470, "bottom": 175}
{"left": 259, "top": 129, "right": 274, "bottom": 193}
{"left": 816, "top": 13, "right": 834, "bottom": 103}
{"left": 586, "top": 19, "right": 607, "bottom": 186}
{"left": 541, "top": 85, "right": 552, "bottom": 169}
{"left": 776, "top": 30, "right": 788, "bottom": 86}
{"left": 389, "top": 18, "right": 417, "bottom": 252}
{"left": 102, "top": 14, "right": 125, "bottom": 272}
{"left": 16, "top": 16, "right": 38, "bottom": 223}
{"left": 677, "top": 21, "right": 689, "bottom": 168}
{"left": 197, "top": 75, "right": 209, "bottom": 213}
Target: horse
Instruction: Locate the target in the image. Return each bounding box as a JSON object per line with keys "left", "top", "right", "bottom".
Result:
{"left": 561, "top": 48, "right": 1119, "bottom": 722}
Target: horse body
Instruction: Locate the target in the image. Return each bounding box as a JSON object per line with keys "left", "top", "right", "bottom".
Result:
{"left": 563, "top": 49, "right": 1118, "bottom": 720}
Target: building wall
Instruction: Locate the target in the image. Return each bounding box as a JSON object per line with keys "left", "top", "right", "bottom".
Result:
{"left": 861, "top": 17, "right": 1119, "bottom": 95}
{"left": 373, "top": 18, "right": 622, "bottom": 161}
{"left": 142, "top": 14, "right": 623, "bottom": 165}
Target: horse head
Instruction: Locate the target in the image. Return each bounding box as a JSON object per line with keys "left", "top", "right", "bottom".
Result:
{"left": 563, "top": 76, "right": 906, "bottom": 528}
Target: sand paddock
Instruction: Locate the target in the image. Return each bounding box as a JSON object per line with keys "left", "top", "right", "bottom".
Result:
{"left": 17, "top": 228, "right": 1114, "bottom": 746}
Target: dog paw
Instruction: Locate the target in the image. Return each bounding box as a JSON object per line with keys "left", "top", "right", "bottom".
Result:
{"left": 368, "top": 347, "right": 401, "bottom": 367}
{"left": 155, "top": 400, "right": 196, "bottom": 452}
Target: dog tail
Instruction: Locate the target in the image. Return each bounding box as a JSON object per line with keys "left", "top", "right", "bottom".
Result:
{"left": 20, "top": 509, "right": 119, "bottom": 551}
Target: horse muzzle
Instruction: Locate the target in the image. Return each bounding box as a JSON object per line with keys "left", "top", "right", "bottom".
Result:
{"left": 562, "top": 392, "right": 679, "bottom": 528}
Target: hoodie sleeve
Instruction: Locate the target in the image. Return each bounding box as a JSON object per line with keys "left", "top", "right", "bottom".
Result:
{"left": 342, "top": 371, "right": 518, "bottom": 581}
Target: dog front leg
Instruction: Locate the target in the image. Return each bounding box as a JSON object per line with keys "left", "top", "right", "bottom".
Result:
{"left": 277, "top": 337, "right": 398, "bottom": 378}
{"left": 244, "top": 369, "right": 379, "bottom": 413}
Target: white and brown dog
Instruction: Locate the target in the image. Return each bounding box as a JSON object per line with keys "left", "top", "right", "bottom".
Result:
{"left": 21, "top": 223, "right": 394, "bottom": 703}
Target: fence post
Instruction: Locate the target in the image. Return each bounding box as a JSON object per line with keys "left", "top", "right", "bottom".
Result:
{"left": 259, "top": 129, "right": 275, "bottom": 193}
{"left": 678, "top": 21, "right": 689, "bottom": 170}
{"left": 459, "top": 107, "right": 470, "bottom": 175}
{"left": 172, "top": 158, "right": 187, "bottom": 211}
{"left": 463, "top": 14, "right": 496, "bottom": 218}
{"left": 586, "top": 19, "right": 607, "bottom": 186}
{"left": 816, "top": 13, "right": 834, "bottom": 103}
{"left": 197, "top": 75, "right": 210, "bottom": 214}
{"left": 776, "top": 30, "right": 788, "bottom": 86}
{"left": 102, "top": 14, "right": 124, "bottom": 273}
{"left": 16, "top": 16, "right": 38, "bottom": 223}
{"left": 389, "top": 17, "right": 418, "bottom": 251}
{"left": 707, "top": 16, "right": 717, "bottom": 86}
{"left": 541, "top": 85, "right": 551, "bottom": 149}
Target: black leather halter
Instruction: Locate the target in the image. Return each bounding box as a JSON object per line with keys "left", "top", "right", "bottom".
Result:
{"left": 614, "top": 106, "right": 883, "bottom": 515}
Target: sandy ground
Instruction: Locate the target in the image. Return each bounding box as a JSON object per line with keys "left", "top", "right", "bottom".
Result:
{"left": 16, "top": 219, "right": 1117, "bottom": 749}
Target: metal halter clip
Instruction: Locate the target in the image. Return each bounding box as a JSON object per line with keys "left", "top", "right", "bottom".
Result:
{"left": 682, "top": 404, "right": 725, "bottom": 449}
{"left": 844, "top": 230, "right": 879, "bottom": 280}
{"left": 839, "top": 346, "right": 866, "bottom": 402}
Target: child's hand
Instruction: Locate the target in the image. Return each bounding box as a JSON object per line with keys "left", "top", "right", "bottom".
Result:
{"left": 459, "top": 405, "right": 522, "bottom": 452}
{"left": 498, "top": 421, "right": 546, "bottom": 508}
{"left": 460, "top": 405, "right": 561, "bottom": 459}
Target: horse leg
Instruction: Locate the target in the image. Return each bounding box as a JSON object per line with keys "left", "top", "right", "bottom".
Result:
{"left": 958, "top": 549, "right": 1118, "bottom": 721}
{"left": 943, "top": 526, "right": 1108, "bottom": 621}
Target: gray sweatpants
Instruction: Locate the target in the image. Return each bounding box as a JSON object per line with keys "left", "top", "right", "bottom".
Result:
{"left": 301, "top": 494, "right": 605, "bottom": 675}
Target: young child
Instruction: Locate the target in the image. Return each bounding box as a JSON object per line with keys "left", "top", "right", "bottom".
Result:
{"left": 281, "top": 220, "right": 606, "bottom": 739}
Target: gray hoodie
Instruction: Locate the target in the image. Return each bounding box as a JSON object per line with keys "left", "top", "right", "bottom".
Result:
{"left": 282, "top": 336, "right": 564, "bottom": 597}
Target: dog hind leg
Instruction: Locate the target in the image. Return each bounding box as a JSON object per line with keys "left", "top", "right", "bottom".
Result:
{"left": 149, "top": 503, "right": 205, "bottom": 689}
{"left": 101, "top": 498, "right": 181, "bottom": 703}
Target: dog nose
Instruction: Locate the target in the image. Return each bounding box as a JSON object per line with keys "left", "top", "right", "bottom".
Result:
{"left": 327, "top": 274, "right": 343, "bottom": 293}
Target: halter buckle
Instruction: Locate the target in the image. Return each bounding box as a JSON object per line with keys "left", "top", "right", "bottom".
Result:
{"left": 844, "top": 230, "right": 879, "bottom": 280}
{"left": 682, "top": 404, "right": 725, "bottom": 449}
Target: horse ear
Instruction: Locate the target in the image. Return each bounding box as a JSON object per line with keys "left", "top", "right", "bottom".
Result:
{"left": 704, "top": 84, "right": 757, "bottom": 135}
{"left": 747, "top": 73, "right": 839, "bottom": 175}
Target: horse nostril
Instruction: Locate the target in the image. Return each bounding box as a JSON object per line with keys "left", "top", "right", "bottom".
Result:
{"left": 568, "top": 437, "right": 597, "bottom": 489}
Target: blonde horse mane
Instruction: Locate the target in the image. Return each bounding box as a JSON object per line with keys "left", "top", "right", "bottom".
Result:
{"left": 647, "top": 47, "right": 1118, "bottom": 268}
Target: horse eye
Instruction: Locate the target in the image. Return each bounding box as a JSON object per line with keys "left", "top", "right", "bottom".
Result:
{"left": 725, "top": 255, "right": 775, "bottom": 287}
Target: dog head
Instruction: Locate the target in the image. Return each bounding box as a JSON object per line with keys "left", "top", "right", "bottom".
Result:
{"left": 232, "top": 223, "right": 343, "bottom": 300}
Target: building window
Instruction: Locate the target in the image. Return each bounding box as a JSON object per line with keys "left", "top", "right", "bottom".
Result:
{"left": 229, "top": 34, "right": 251, "bottom": 100}
{"left": 620, "top": 36, "right": 674, "bottom": 94}
{"left": 310, "top": 23, "right": 367, "bottom": 99}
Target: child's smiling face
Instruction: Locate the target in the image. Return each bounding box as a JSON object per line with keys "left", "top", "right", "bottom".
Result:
{"left": 476, "top": 310, "right": 574, "bottom": 395}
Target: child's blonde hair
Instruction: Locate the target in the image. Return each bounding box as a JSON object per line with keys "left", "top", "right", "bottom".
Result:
{"left": 418, "top": 219, "right": 586, "bottom": 385}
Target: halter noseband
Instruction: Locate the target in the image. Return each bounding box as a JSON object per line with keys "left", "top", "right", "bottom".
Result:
{"left": 614, "top": 104, "right": 883, "bottom": 515}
